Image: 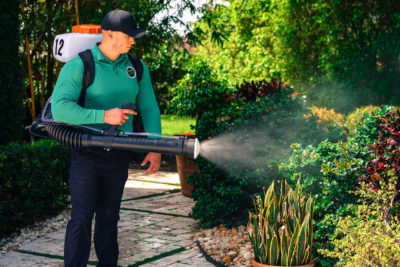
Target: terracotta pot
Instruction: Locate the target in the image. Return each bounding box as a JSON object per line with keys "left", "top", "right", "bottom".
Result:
{"left": 251, "top": 258, "right": 315, "bottom": 267}
{"left": 176, "top": 155, "right": 198, "bottom": 197}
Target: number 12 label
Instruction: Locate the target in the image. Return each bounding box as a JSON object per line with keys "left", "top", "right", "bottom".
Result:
{"left": 54, "top": 39, "right": 64, "bottom": 56}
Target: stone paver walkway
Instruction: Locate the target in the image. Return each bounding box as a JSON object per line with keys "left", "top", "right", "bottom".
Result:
{"left": 0, "top": 170, "right": 213, "bottom": 267}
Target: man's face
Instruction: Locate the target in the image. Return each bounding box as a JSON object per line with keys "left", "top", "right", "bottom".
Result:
{"left": 111, "top": 31, "right": 135, "bottom": 54}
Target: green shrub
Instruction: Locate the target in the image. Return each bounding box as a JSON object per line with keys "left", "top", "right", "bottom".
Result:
{"left": 343, "top": 105, "right": 381, "bottom": 134}
{"left": 279, "top": 105, "right": 400, "bottom": 266}
{"left": 352, "top": 105, "right": 400, "bottom": 145}
{"left": 0, "top": 139, "right": 70, "bottom": 234}
{"left": 189, "top": 79, "right": 340, "bottom": 228}
{"left": 318, "top": 107, "right": 400, "bottom": 265}
{"left": 319, "top": 177, "right": 400, "bottom": 266}
{"left": 281, "top": 105, "right": 400, "bottom": 217}
{"left": 188, "top": 160, "right": 260, "bottom": 228}
{"left": 280, "top": 139, "right": 368, "bottom": 217}
{"left": 308, "top": 106, "right": 345, "bottom": 130}
{"left": 169, "top": 59, "right": 233, "bottom": 124}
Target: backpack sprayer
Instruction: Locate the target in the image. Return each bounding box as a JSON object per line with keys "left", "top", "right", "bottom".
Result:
{"left": 28, "top": 25, "right": 200, "bottom": 159}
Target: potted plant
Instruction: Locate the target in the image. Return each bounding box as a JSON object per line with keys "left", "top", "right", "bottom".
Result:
{"left": 247, "top": 180, "right": 315, "bottom": 267}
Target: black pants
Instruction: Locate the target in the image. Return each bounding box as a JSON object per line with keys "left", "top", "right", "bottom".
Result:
{"left": 64, "top": 148, "right": 130, "bottom": 267}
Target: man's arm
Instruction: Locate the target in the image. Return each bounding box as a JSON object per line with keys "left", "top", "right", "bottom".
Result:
{"left": 51, "top": 59, "right": 105, "bottom": 124}
{"left": 137, "top": 62, "right": 161, "bottom": 134}
{"left": 137, "top": 62, "right": 162, "bottom": 174}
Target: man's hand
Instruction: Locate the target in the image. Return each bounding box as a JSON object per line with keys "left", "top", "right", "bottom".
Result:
{"left": 141, "top": 152, "right": 161, "bottom": 174}
{"left": 104, "top": 108, "right": 137, "bottom": 125}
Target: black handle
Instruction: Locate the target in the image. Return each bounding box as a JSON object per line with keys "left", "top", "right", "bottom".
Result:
{"left": 104, "top": 103, "right": 137, "bottom": 136}
{"left": 122, "top": 102, "right": 137, "bottom": 112}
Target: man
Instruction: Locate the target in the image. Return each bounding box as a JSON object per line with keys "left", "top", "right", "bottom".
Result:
{"left": 51, "top": 9, "right": 161, "bottom": 267}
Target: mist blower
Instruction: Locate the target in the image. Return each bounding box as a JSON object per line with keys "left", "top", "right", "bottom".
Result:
{"left": 27, "top": 25, "right": 200, "bottom": 159}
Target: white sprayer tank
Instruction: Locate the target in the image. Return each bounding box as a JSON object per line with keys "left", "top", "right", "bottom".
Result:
{"left": 53, "top": 25, "right": 102, "bottom": 62}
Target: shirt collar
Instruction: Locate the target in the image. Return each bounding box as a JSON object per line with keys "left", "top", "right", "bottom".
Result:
{"left": 91, "top": 43, "right": 128, "bottom": 64}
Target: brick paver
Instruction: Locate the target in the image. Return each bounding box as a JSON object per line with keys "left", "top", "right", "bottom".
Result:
{"left": 0, "top": 170, "right": 212, "bottom": 267}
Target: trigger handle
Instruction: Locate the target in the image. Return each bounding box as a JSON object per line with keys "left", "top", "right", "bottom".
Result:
{"left": 122, "top": 103, "right": 137, "bottom": 113}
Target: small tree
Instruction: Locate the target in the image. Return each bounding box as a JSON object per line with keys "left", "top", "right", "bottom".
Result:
{"left": 170, "top": 59, "right": 232, "bottom": 124}
{"left": 0, "top": 1, "right": 25, "bottom": 144}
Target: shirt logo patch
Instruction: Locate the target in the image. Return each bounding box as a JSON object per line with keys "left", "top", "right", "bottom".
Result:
{"left": 126, "top": 66, "right": 136, "bottom": 78}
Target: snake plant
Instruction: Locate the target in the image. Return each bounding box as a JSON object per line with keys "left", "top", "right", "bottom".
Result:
{"left": 247, "top": 180, "right": 314, "bottom": 266}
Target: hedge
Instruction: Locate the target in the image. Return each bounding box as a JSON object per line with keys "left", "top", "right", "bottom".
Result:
{"left": 0, "top": 139, "right": 70, "bottom": 234}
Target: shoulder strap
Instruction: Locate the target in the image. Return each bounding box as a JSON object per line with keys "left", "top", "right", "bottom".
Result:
{"left": 78, "top": 49, "right": 95, "bottom": 107}
{"left": 127, "top": 53, "right": 143, "bottom": 83}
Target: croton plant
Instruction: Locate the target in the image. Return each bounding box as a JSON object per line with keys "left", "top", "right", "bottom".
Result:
{"left": 361, "top": 109, "right": 400, "bottom": 206}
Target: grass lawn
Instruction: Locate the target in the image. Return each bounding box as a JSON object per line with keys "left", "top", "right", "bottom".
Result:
{"left": 161, "top": 115, "right": 195, "bottom": 135}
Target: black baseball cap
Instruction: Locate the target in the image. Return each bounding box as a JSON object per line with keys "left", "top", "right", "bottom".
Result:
{"left": 101, "top": 9, "right": 146, "bottom": 39}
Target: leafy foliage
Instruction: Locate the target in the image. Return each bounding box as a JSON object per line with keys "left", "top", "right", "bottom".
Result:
{"left": 308, "top": 106, "right": 345, "bottom": 130}
{"left": 235, "top": 78, "right": 285, "bottom": 104}
{"left": 317, "top": 106, "right": 400, "bottom": 265}
{"left": 0, "top": 140, "right": 70, "bottom": 234}
{"left": 0, "top": 1, "right": 25, "bottom": 144}
{"left": 248, "top": 180, "right": 315, "bottom": 266}
{"left": 280, "top": 106, "right": 400, "bottom": 221}
{"left": 170, "top": 59, "right": 233, "bottom": 123}
{"left": 343, "top": 106, "right": 382, "bottom": 134}
{"left": 280, "top": 140, "right": 364, "bottom": 218}
{"left": 352, "top": 106, "right": 397, "bottom": 145}
{"left": 194, "top": 0, "right": 400, "bottom": 112}
{"left": 360, "top": 110, "right": 400, "bottom": 211}
{"left": 279, "top": 105, "right": 400, "bottom": 265}
{"left": 319, "top": 177, "right": 400, "bottom": 266}
{"left": 193, "top": 0, "right": 283, "bottom": 84}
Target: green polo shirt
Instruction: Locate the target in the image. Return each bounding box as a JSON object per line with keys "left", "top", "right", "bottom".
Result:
{"left": 51, "top": 44, "right": 161, "bottom": 134}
